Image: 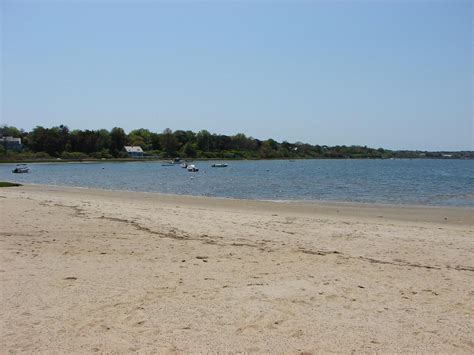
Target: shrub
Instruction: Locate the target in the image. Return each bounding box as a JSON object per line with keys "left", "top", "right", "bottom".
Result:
{"left": 60, "top": 151, "right": 90, "bottom": 160}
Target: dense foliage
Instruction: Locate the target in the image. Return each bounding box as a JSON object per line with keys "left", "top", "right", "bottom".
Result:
{"left": 0, "top": 125, "right": 472, "bottom": 161}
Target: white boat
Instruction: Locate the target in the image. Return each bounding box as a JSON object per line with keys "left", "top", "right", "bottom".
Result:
{"left": 180, "top": 162, "right": 188, "bottom": 168}
{"left": 187, "top": 164, "right": 199, "bottom": 172}
{"left": 12, "top": 164, "right": 30, "bottom": 173}
{"left": 211, "top": 163, "right": 228, "bottom": 168}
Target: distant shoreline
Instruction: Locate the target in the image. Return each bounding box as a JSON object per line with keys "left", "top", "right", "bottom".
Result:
{"left": 1, "top": 156, "right": 473, "bottom": 164}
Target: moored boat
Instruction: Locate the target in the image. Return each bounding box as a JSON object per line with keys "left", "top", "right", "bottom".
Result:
{"left": 211, "top": 163, "right": 228, "bottom": 168}
{"left": 187, "top": 164, "right": 199, "bottom": 172}
{"left": 12, "top": 164, "right": 30, "bottom": 173}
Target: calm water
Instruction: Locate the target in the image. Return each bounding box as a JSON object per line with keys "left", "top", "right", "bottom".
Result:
{"left": 1, "top": 159, "right": 473, "bottom": 207}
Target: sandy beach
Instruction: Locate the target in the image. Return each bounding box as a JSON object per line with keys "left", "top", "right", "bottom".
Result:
{"left": 0, "top": 184, "right": 473, "bottom": 353}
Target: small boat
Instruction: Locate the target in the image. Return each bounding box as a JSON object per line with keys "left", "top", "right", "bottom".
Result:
{"left": 162, "top": 160, "right": 174, "bottom": 166}
{"left": 187, "top": 164, "right": 199, "bottom": 172}
{"left": 12, "top": 164, "right": 30, "bottom": 173}
{"left": 211, "top": 163, "right": 228, "bottom": 168}
{"left": 180, "top": 162, "right": 188, "bottom": 168}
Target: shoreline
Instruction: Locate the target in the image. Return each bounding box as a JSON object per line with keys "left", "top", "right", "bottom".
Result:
{"left": 3, "top": 183, "right": 474, "bottom": 225}
{"left": 1, "top": 156, "right": 473, "bottom": 165}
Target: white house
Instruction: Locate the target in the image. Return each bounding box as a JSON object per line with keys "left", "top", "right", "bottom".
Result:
{"left": 123, "top": 146, "right": 144, "bottom": 158}
{"left": 0, "top": 136, "right": 22, "bottom": 151}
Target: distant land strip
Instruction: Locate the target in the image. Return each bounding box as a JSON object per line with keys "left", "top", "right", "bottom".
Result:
{"left": 1, "top": 125, "right": 473, "bottom": 162}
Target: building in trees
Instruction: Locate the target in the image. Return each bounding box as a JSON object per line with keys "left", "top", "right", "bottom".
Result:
{"left": 123, "top": 146, "right": 144, "bottom": 158}
{"left": 0, "top": 136, "right": 23, "bottom": 151}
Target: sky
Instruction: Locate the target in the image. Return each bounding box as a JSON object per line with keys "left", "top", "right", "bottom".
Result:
{"left": 1, "top": 0, "right": 472, "bottom": 151}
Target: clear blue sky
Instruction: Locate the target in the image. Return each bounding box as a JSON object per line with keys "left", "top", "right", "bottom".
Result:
{"left": 1, "top": 0, "right": 472, "bottom": 150}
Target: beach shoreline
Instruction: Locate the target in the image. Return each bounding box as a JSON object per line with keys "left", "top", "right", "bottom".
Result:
{"left": 6, "top": 183, "right": 474, "bottom": 225}
{"left": 1, "top": 184, "right": 473, "bottom": 352}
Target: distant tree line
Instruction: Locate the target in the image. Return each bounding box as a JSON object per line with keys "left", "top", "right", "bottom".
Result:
{"left": 0, "top": 125, "right": 472, "bottom": 161}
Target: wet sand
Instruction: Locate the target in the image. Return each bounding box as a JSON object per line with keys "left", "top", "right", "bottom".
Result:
{"left": 1, "top": 184, "right": 473, "bottom": 353}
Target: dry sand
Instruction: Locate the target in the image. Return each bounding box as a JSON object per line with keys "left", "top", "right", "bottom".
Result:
{"left": 1, "top": 184, "right": 473, "bottom": 353}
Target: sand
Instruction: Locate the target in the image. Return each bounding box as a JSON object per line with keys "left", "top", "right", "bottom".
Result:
{"left": 0, "top": 184, "right": 473, "bottom": 353}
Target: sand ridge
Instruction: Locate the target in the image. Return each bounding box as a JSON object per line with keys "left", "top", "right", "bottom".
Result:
{"left": 1, "top": 185, "right": 473, "bottom": 352}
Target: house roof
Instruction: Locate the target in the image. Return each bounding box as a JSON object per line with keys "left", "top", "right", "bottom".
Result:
{"left": 124, "top": 146, "right": 144, "bottom": 153}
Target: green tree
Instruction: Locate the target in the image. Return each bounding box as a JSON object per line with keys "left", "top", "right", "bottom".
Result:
{"left": 259, "top": 141, "right": 279, "bottom": 158}
{"left": 160, "top": 128, "right": 178, "bottom": 156}
{"left": 129, "top": 128, "right": 152, "bottom": 150}
{"left": 150, "top": 132, "right": 162, "bottom": 150}
{"left": 97, "top": 129, "right": 111, "bottom": 152}
{"left": 28, "top": 125, "right": 69, "bottom": 156}
{"left": 231, "top": 133, "right": 256, "bottom": 151}
{"left": 182, "top": 142, "right": 197, "bottom": 158}
{"left": 110, "top": 127, "right": 128, "bottom": 157}
{"left": 0, "top": 125, "right": 21, "bottom": 137}
{"left": 196, "top": 130, "right": 212, "bottom": 151}
{"left": 69, "top": 129, "right": 102, "bottom": 154}
{"left": 265, "top": 138, "right": 278, "bottom": 150}
{"left": 173, "top": 130, "right": 190, "bottom": 151}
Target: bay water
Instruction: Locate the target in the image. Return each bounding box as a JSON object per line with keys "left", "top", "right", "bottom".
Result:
{"left": 1, "top": 159, "right": 473, "bottom": 207}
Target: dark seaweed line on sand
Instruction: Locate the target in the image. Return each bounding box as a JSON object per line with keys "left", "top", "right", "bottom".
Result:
{"left": 51, "top": 201, "right": 474, "bottom": 273}
{"left": 298, "top": 248, "right": 474, "bottom": 272}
